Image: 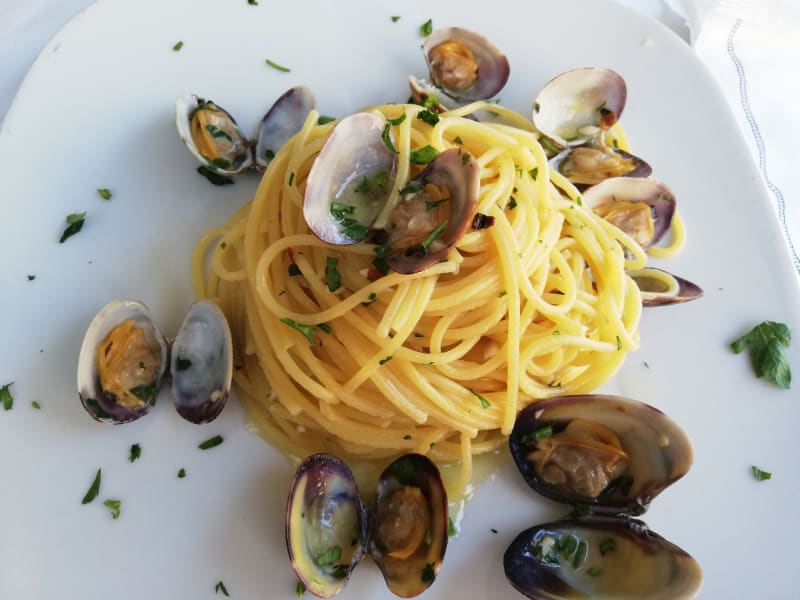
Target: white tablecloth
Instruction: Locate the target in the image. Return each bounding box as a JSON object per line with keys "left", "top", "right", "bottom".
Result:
{"left": 1, "top": 0, "right": 797, "bottom": 281}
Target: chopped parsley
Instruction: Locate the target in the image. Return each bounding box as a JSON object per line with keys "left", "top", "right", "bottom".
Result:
{"left": 316, "top": 545, "right": 342, "bottom": 566}
{"left": 317, "top": 115, "right": 336, "bottom": 125}
{"left": 325, "top": 257, "right": 341, "bottom": 292}
{"left": 529, "top": 167, "right": 539, "bottom": 181}
{"left": 59, "top": 212, "right": 86, "bottom": 243}
{"left": 599, "top": 538, "right": 616, "bottom": 556}
{"left": 425, "top": 198, "right": 449, "bottom": 212}
{"left": 31, "top": 400, "right": 41, "bottom": 410}
{"left": 421, "top": 221, "right": 448, "bottom": 249}
{"left": 417, "top": 108, "right": 439, "bottom": 126}
{"left": 520, "top": 425, "right": 553, "bottom": 445}
{"left": 379, "top": 355, "right": 393, "bottom": 365}
{"left": 288, "top": 263, "right": 302, "bottom": 276}
{"left": 381, "top": 123, "right": 398, "bottom": 153}
{"left": 172, "top": 41, "right": 184, "bottom": 51}
{"left": 730, "top": 321, "right": 792, "bottom": 389}
{"left": 389, "top": 455, "right": 416, "bottom": 485}
{"left": 265, "top": 58, "right": 291, "bottom": 72}
{"left": 453, "top": 136, "right": 463, "bottom": 145}
{"left": 81, "top": 468, "right": 102, "bottom": 504}
{"left": 387, "top": 110, "right": 407, "bottom": 126}
{"left": 248, "top": 0, "right": 258, "bottom": 4}
{"left": 295, "top": 580, "right": 307, "bottom": 597}
{"left": 419, "top": 19, "right": 433, "bottom": 37}
{"left": 197, "top": 166, "right": 234, "bottom": 186}
{"left": 399, "top": 182, "right": 425, "bottom": 195}
{"left": 205, "top": 125, "right": 232, "bottom": 141}
{"left": 129, "top": 443, "right": 141, "bottom": 463}
{"left": 263, "top": 149, "right": 275, "bottom": 160}
{"left": 362, "top": 292, "right": 377, "bottom": 306}
{"left": 330, "top": 202, "right": 368, "bottom": 241}
{"left": 355, "top": 177, "right": 372, "bottom": 193}
{"left": 448, "top": 517, "right": 457, "bottom": 537}
{"left": 470, "top": 388, "right": 490, "bottom": 409}
{"left": 403, "top": 434, "right": 412, "bottom": 440}
{"left": 215, "top": 580, "right": 230, "bottom": 596}
{"left": 27, "top": 275, "right": 35, "bottom": 281}
{"left": 616, "top": 335, "right": 623, "bottom": 350}
{"left": 1, "top": 382, "right": 13, "bottom": 411}
{"left": 288, "top": 172, "right": 295, "bottom": 186}
{"left": 178, "top": 468, "right": 187, "bottom": 478}
{"left": 281, "top": 318, "right": 318, "bottom": 344}
{"left": 103, "top": 499, "right": 121, "bottom": 519}
{"left": 198, "top": 435, "right": 224, "bottom": 450}
{"left": 409, "top": 145, "right": 439, "bottom": 165}
{"left": 507, "top": 197, "right": 518, "bottom": 210}
{"left": 129, "top": 383, "right": 158, "bottom": 405}
{"left": 96, "top": 188, "right": 112, "bottom": 200}
{"left": 207, "top": 157, "right": 232, "bottom": 170}
{"left": 391, "top": 15, "right": 401, "bottom": 22}
{"left": 175, "top": 357, "right": 192, "bottom": 372}
{"left": 752, "top": 465, "right": 772, "bottom": 481}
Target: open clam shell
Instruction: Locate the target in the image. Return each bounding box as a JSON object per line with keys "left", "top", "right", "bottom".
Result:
{"left": 303, "top": 112, "right": 397, "bottom": 245}
{"left": 533, "top": 68, "right": 627, "bottom": 147}
{"left": 504, "top": 517, "right": 703, "bottom": 600}
{"left": 170, "top": 300, "right": 233, "bottom": 424}
{"left": 175, "top": 94, "right": 253, "bottom": 175}
{"left": 254, "top": 86, "right": 316, "bottom": 170}
{"left": 386, "top": 147, "right": 480, "bottom": 274}
{"left": 508, "top": 395, "right": 693, "bottom": 516}
{"left": 421, "top": 27, "right": 509, "bottom": 103}
{"left": 628, "top": 267, "right": 703, "bottom": 307}
{"left": 552, "top": 145, "right": 652, "bottom": 188}
{"left": 369, "top": 454, "right": 449, "bottom": 598}
{"left": 286, "top": 454, "right": 367, "bottom": 598}
{"left": 77, "top": 299, "right": 169, "bottom": 424}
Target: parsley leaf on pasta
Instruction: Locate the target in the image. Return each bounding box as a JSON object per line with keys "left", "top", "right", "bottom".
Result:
{"left": 730, "top": 321, "right": 792, "bottom": 389}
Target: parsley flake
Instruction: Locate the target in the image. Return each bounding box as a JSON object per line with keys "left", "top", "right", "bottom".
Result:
{"left": 176, "top": 357, "right": 192, "bottom": 372}
{"left": 198, "top": 435, "right": 224, "bottom": 450}
{"left": 752, "top": 465, "right": 772, "bottom": 481}
{"left": 96, "top": 188, "right": 112, "bottom": 200}
{"left": 448, "top": 517, "right": 457, "bottom": 538}
{"left": 421, "top": 221, "right": 448, "bottom": 249}
{"left": 265, "top": 58, "right": 291, "bottom": 72}
{"left": 103, "top": 499, "right": 121, "bottom": 519}
{"left": 325, "top": 257, "right": 341, "bottom": 292}
{"left": 178, "top": 468, "right": 187, "bottom": 478}
{"left": 295, "top": 580, "right": 307, "bottom": 596}
{"left": 215, "top": 581, "right": 230, "bottom": 596}
{"left": 1, "top": 382, "right": 13, "bottom": 411}
{"left": 317, "top": 115, "right": 336, "bottom": 125}
{"left": 391, "top": 15, "right": 401, "bottom": 22}
{"left": 129, "top": 443, "right": 141, "bottom": 463}
{"left": 381, "top": 123, "right": 398, "bottom": 153}
{"left": 317, "top": 546, "right": 342, "bottom": 566}
{"left": 470, "top": 388, "right": 491, "bottom": 409}
{"left": 730, "top": 321, "right": 792, "bottom": 389}
{"left": 281, "top": 318, "right": 318, "bottom": 345}
{"left": 409, "top": 145, "right": 439, "bottom": 165}
{"left": 197, "top": 166, "right": 234, "bottom": 186}
{"left": 81, "top": 468, "right": 102, "bottom": 505}
{"left": 172, "top": 41, "right": 184, "bottom": 52}
{"left": 419, "top": 19, "right": 433, "bottom": 37}
{"left": 59, "top": 212, "right": 86, "bottom": 243}
{"left": 421, "top": 563, "right": 436, "bottom": 583}
{"left": 31, "top": 400, "right": 41, "bottom": 410}
{"left": 27, "top": 275, "right": 35, "bottom": 281}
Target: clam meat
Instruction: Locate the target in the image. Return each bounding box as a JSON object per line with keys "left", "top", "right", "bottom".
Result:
{"left": 553, "top": 143, "right": 651, "bottom": 188}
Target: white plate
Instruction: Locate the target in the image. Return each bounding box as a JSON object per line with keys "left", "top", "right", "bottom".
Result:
{"left": 1, "top": 0, "right": 798, "bottom": 598}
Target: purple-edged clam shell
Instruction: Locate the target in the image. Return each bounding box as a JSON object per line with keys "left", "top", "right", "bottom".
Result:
{"left": 508, "top": 395, "right": 693, "bottom": 516}
{"left": 553, "top": 145, "right": 652, "bottom": 188}
{"left": 369, "top": 453, "right": 449, "bottom": 598}
{"left": 628, "top": 267, "right": 703, "bottom": 307}
{"left": 422, "top": 27, "right": 509, "bottom": 103}
{"left": 77, "top": 299, "right": 169, "bottom": 424}
{"left": 386, "top": 147, "right": 479, "bottom": 274}
{"left": 581, "top": 177, "right": 676, "bottom": 248}
{"left": 504, "top": 517, "right": 703, "bottom": 600}
{"left": 286, "top": 454, "right": 367, "bottom": 598}
{"left": 170, "top": 300, "right": 233, "bottom": 424}
{"left": 254, "top": 86, "right": 316, "bottom": 170}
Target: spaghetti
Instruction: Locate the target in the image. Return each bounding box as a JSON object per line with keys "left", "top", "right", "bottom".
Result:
{"left": 193, "top": 101, "right": 670, "bottom": 492}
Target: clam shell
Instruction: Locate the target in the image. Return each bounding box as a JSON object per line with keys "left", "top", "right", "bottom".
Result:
{"left": 504, "top": 517, "right": 703, "bottom": 600}
{"left": 77, "top": 299, "right": 168, "bottom": 424}
{"left": 170, "top": 300, "right": 233, "bottom": 424}
{"left": 508, "top": 395, "right": 693, "bottom": 516}
{"left": 286, "top": 454, "right": 367, "bottom": 598}
{"left": 628, "top": 268, "right": 703, "bottom": 307}
{"left": 533, "top": 68, "right": 627, "bottom": 147}
{"left": 254, "top": 86, "right": 316, "bottom": 170}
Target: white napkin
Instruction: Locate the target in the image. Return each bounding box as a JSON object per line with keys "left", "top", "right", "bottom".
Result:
{"left": 690, "top": 0, "right": 800, "bottom": 278}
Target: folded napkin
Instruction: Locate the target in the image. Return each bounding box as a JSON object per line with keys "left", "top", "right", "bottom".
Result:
{"left": 690, "top": 0, "right": 800, "bottom": 278}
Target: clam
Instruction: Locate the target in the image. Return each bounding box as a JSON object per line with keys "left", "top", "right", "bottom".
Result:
{"left": 369, "top": 454, "right": 449, "bottom": 598}
{"left": 533, "top": 68, "right": 627, "bottom": 147}
{"left": 254, "top": 86, "right": 316, "bottom": 169}
{"left": 552, "top": 144, "right": 651, "bottom": 188}
{"left": 286, "top": 454, "right": 367, "bottom": 598}
{"left": 304, "top": 112, "right": 397, "bottom": 245}
{"left": 504, "top": 518, "right": 703, "bottom": 600}
{"left": 176, "top": 94, "right": 253, "bottom": 175}
{"left": 77, "top": 299, "right": 233, "bottom": 425}
{"left": 409, "top": 27, "right": 509, "bottom": 109}
{"left": 628, "top": 267, "right": 703, "bottom": 307}
{"left": 384, "top": 147, "right": 480, "bottom": 274}
{"left": 581, "top": 177, "right": 676, "bottom": 249}
{"left": 176, "top": 87, "right": 316, "bottom": 176}
{"left": 504, "top": 395, "right": 702, "bottom": 599}
{"left": 77, "top": 300, "right": 169, "bottom": 424}
{"left": 286, "top": 453, "right": 448, "bottom": 598}
{"left": 170, "top": 300, "right": 233, "bottom": 424}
